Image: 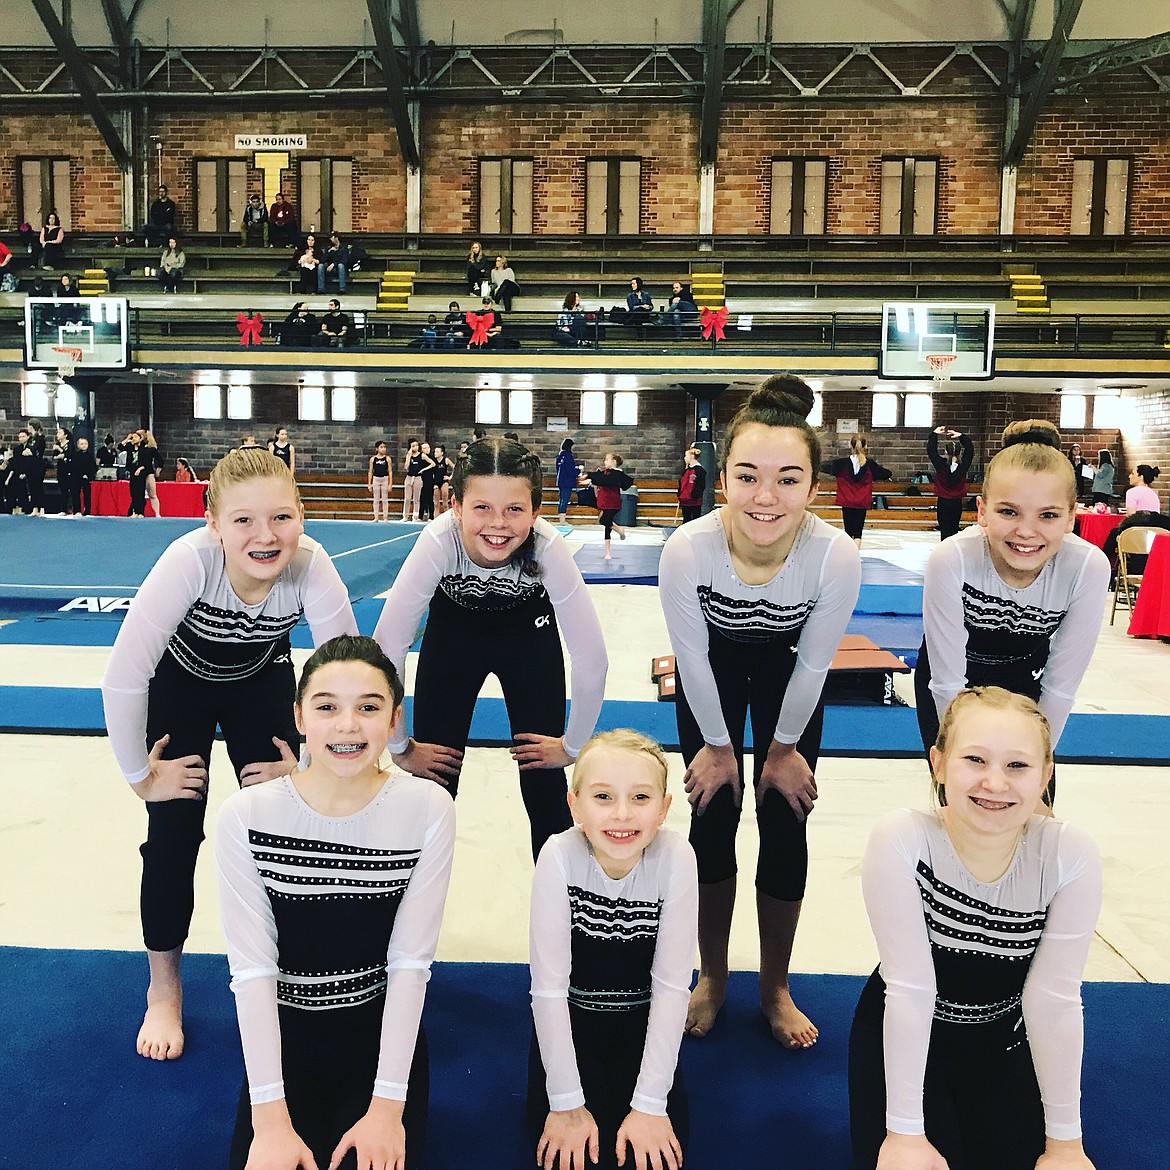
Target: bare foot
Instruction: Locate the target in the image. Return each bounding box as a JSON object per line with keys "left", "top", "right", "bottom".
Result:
{"left": 137, "top": 997, "right": 184, "bottom": 1061}
{"left": 761, "top": 986, "right": 818, "bottom": 1050}
{"left": 685, "top": 973, "right": 727, "bottom": 1037}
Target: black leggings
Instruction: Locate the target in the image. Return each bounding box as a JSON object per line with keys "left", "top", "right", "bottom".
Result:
{"left": 841, "top": 506, "right": 867, "bottom": 540}
{"left": 680, "top": 505, "right": 702, "bottom": 523}
{"left": 231, "top": 1004, "right": 429, "bottom": 1170}
{"left": 141, "top": 649, "right": 298, "bottom": 952}
{"left": 27, "top": 465, "right": 45, "bottom": 511}
{"left": 849, "top": 971, "right": 1044, "bottom": 1170}
{"left": 599, "top": 508, "right": 621, "bottom": 538}
{"left": 411, "top": 596, "right": 573, "bottom": 861}
{"left": 674, "top": 629, "right": 825, "bottom": 901}
{"left": 935, "top": 496, "right": 964, "bottom": 540}
{"left": 128, "top": 471, "right": 147, "bottom": 516}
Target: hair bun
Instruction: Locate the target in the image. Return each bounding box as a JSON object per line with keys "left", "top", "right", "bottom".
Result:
{"left": 1001, "top": 419, "right": 1061, "bottom": 451}
{"left": 750, "top": 375, "right": 816, "bottom": 420}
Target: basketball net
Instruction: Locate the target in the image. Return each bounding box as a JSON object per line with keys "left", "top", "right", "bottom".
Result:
{"left": 925, "top": 353, "right": 957, "bottom": 383}
{"left": 51, "top": 345, "right": 82, "bottom": 380}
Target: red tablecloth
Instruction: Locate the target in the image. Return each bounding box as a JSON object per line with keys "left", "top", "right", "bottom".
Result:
{"left": 1074, "top": 510, "right": 1124, "bottom": 550}
{"left": 89, "top": 479, "right": 206, "bottom": 518}
{"left": 1128, "top": 533, "right": 1170, "bottom": 639}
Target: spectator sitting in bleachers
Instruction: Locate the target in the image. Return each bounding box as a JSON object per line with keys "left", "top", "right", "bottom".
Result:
{"left": 664, "top": 280, "right": 699, "bottom": 339}
{"left": 489, "top": 254, "right": 520, "bottom": 311}
{"left": 313, "top": 298, "right": 351, "bottom": 348}
{"left": 553, "top": 291, "right": 589, "bottom": 347}
{"left": 294, "top": 234, "right": 322, "bottom": 293}
{"left": 239, "top": 193, "right": 269, "bottom": 247}
{"left": 157, "top": 237, "right": 185, "bottom": 294}
{"left": 51, "top": 274, "right": 83, "bottom": 323}
{"left": 444, "top": 300, "right": 469, "bottom": 346}
{"left": 466, "top": 241, "right": 491, "bottom": 295}
{"left": 34, "top": 212, "right": 65, "bottom": 270}
{"left": 279, "top": 302, "right": 318, "bottom": 348}
{"left": 319, "top": 232, "right": 349, "bottom": 293}
{"left": 268, "top": 191, "right": 297, "bottom": 247}
{"left": 143, "top": 185, "right": 177, "bottom": 248}
{"left": 0, "top": 238, "right": 14, "bottom": 293}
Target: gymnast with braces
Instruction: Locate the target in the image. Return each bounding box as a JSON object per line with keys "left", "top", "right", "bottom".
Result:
{"left": 658, "top": 376, "right": 862, "bottom": 1050}
{"left": 374, "top": 435, "right": 607, "bottom": 860}
{"left": 914, "top": 420, "right": 1110, "bottom": 796}
{"left": 100, "top": 448, "right": 357, "bottom": 1063}
{"left": 217, "top": 635, "right": 454, "bottom": 1170}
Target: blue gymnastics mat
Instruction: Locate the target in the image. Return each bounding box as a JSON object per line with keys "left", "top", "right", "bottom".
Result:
{"left": 4, "top": 686, "right": 1168, "bottom": 764}
{"left": 0, "top": 947, "right": 1163, "bottom": 1170}
{"left": 0, "top": 515, "right": 420, "bottom": 616}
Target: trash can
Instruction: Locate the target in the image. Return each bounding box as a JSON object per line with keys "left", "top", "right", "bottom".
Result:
{"left": 617, "top": 485, "right": 638, "bottom": 527}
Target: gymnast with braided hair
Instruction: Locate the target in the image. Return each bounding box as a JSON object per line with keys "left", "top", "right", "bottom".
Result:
{"left": 374, "top": 435, "right": 608, "bottom": 860}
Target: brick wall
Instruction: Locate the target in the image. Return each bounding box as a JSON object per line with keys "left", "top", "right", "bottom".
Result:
{"left": 421, "top": 105, "right": 700, "bottom": 235}
{"left": 716, "top": 101, "right": 1004, "bottom": 235}
{"left": 2, "top": 116, "right": 125, "bottom": 231}
{"left": 1015, "top": 98, "right": 1170, "bottom": 235}
{"left": 1121, "top": 390, "right": 1170, "bottom": 512}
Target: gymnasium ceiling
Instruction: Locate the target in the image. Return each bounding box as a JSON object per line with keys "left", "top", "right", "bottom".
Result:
{"left": 11, "top": 0, "right": 1170, "bottom": 48}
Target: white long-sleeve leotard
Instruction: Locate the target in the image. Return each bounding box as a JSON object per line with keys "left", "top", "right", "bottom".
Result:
{"left": 658, "top": 510, "right": 861, "bottom": 746}
{"left": 529, "top": 827, "right": 698, "bottom": 1116}
{"left": 921, "top": 525, "right": 1109, "bottom": 744}
{"left": 101, "top": 527, "right": 356, "bottom": 784}
{"left": 216, "top": 771, "right": 455, "bottom": 1104}
{"left": 862, "top": 808, "right": 1101, "bottom": 1140}
{"left": 373, "top": 511, "right": 607, "bottom": 755}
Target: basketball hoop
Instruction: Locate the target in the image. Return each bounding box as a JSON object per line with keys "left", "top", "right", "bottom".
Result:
{"left": 925, "top": 353, "right": 957, "bottom": 383}
{"left": 51, "top": 345, "right": 82, "bottom": 380}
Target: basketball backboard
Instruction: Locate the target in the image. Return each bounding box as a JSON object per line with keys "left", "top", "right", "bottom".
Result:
{"left": 23, "top": 297, "right": 131, "bottom": 371}
{"left": 880, "top": 302, "right": 995, "bottom": 380}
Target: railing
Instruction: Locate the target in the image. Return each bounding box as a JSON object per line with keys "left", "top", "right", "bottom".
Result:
{"left": 1, "top": 306, "right": 1167, "bottom": 362}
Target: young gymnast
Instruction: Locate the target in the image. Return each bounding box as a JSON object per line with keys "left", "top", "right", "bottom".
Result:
{"left": 269, "top": 425, "right": 296, "bottom": 474}
{"left": 914, "top": 420, "right": 1110, "bottom": 776}
{"left": 368, "top": 440, "right": 392, "bottom": 521}
{"left": 584, "top": 452, "right": 633, "bottom": 560}
{"left": 528, "top": 729, "right": 697, "bottom": 1170}
{"left": 849, "top": 686, "right": 1101, "bottom": 1170}
{"left": 400, "top": 440, "right": 431, "bottom": 522}
{"left": 100, "top": 448, "right": 357, "bottom": 1061}
{"left": 926, "top": 425, "right": 974, "bottom": 540}
{"left": 373, "top": 436, "right": 607, "bottom": 860}
{"left": 217, "top": 635, "right": 454, "bottom": 1170}
{"left": 658, "top": 376, "right": 862, "bottom": 1049}
{"left": 823, "top": 434, "right": 893, "bottom": 548}
{"left": 140, "top": 429, "right": 164, "bottom": 517}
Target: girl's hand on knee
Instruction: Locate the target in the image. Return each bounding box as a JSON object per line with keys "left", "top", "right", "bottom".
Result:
{"left": 239, "top": 738, "right": 300, "bottom": 787}
{"left": 511, "top": 733, "right": 573, "bottom": 771}
{"left": 616, "top": 1110, "right": 683, "bottom": 1169}
{"left": 391, "top": 738, "right": 463, "bottom": 785}
{"left": 538, "top": 1107, "right": 599, "bottom": 1169}
{"left": 329, "top": 1098, "right": 406, "bottom": 1170}
{"left": 1034, "top": 1140, "right": 1096, "bottom": 1170}
{"left": 132, "top": 735, "right": 208, "bottom": 802}
{"left": 876, "top": 1132, "right": 948, "bottom": 1170}
{"left": 246, "top": 1102, "right": 318, "bottom": 1170}
{"left": 683, "top": 743, "right": 741, "bottom": 814}
{"left": 757, "top": 742, "right": 817, "bottom": 822}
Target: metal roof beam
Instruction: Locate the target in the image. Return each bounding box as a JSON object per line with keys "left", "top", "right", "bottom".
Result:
{"left": 1056, "top": 30, "right": 1170, "bottom": 89}
{"left": 365, "top": 0, "right": 420, "bottom": 170}
{"left": 1005, "top": 0, "right": 1084, "bottom": 166}
{"left": 699, "top": 0, "right": 730, "bottom": 167}
{"left": 30, "top": 0, "right": 131, "bottom": 169}
{"left": 395, "top": 0, "right": 421, "bottom": 51}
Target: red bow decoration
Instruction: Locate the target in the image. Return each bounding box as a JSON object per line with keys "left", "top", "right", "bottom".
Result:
{"left": 466, "top": 309, "right": 494, "bottom": 346}
{"left": 236, "top": 312, "right": 264, "bottom": 346}
{"left": 699, "top": 306, "right": 729, "bottom": 342}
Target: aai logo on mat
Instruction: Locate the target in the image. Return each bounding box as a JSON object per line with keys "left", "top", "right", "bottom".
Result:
{"left": 58, "top": 596, "right": 133, "bottom": 613}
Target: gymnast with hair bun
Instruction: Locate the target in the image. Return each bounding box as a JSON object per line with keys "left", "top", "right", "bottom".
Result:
{"left": 914, "top": 420, "right": 1110, "bottom": 790}
{"left": 658, "top": 375, "right": 861, "bottom": 1050}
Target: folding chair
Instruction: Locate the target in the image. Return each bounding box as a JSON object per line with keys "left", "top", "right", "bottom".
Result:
{"left": 1110, "top": 525, "right": 1162, "bottom": 625}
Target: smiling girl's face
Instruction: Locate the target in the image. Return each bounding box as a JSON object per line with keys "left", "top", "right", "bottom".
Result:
{"left": 295, "top": 660, "right": 400, "bottom": 780}
{"left": 206, "top": 477, "right": 304, "bottom": 601}
{"left": 452, "top": 475, "right": 538, "bottom": 569}
{"left": 976, "top": 468, "right": 1075, "bottom": 589}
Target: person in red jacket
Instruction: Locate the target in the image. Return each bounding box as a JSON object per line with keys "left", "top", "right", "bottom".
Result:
{"left": 678, "top": 446, "right": 707, "bottom": 523}
{"left": 823, "top": 435, "right": 893, "bottom": 548}
{"left": 584, "top": 452, "right": 634, "bottom": 560}
{"left": 926, "top": 426, "right": 974, "bottom": 540}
